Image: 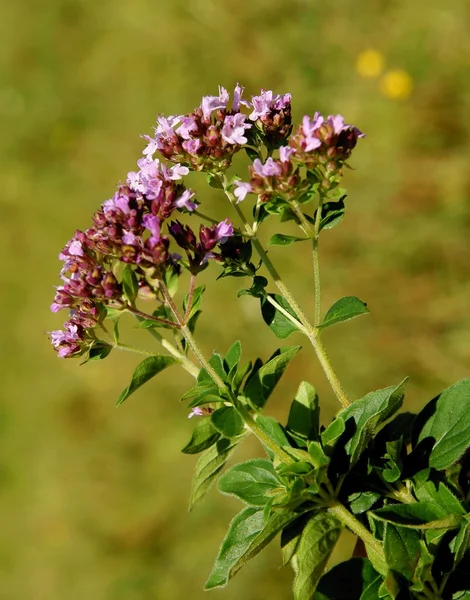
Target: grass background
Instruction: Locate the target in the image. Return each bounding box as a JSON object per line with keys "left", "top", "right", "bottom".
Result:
{"left": 2, "top": 0, "right": 470, "bottom": 598}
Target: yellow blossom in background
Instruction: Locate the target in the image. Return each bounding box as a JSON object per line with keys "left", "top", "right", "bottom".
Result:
{"left": 356, "top": 49, "right": 385, "bottom": 78}
{"left": 380, "top": 69, "right": 413, "bottom": 99}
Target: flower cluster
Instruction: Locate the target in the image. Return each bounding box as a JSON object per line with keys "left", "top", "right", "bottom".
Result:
{"left": 142, "top": 84, "right": 252, "bottom": 172}
{"left": 49, "top": 153, "right": 233, "bottom": 357}
{"left": 289, "top": 113, "right": 365, "bottom": 169}
{"left": 233, "top": 147, "right": 306, "bottom": 204}
{"left": 50, "top": 84, "right": 363, "bottom": 358}
{"left": 249, "top": 89, "right": 292, "bottom": 147}
{"left": 169, "top": 219, "right": 234, "bottom": 274}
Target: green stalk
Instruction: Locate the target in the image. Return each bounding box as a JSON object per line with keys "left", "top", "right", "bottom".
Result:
{"left": 158, "top": 279, "right": 293, "bottom": 463}
{"left": 113, "top": 342, "right": 160, "bottom": 357}
{"left": 326, "top": 501, "right": 385, "bottom": 564}
{"left": 130, "top": 313, "right": 200, "bottom": 379}
{"left": 221, "top": 176, "right": 350, "bottom": 408}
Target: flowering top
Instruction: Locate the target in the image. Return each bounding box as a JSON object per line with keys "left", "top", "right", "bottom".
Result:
{"left": 249, "top": 90, "right": 292, "bottom": 147}
{"left": 289, "top": 113, "right": 365, "bottom": 168}
{"left": 49, "top": 84, "right": 363, "bottom": 359}
{"left": 142, "top": 84, "right": 253, "bottom": 172}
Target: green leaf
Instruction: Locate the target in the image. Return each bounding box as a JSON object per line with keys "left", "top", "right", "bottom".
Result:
{"left": 287, "top": 381, "right": 320, "bottom": 442}
{"left": 86, "top": 341, "right": 112, "bottom": 361}
{"left": 373, "top": 502, "right": 461, "bottom": 530}
{"left": 281, "top": 513, "right": 312, "bottom": 566}
{"left": 243, "top": 346, "right": 300, "bottom": 409}
{"left": 224, "top": 341, "right": 242, "bottom": 372}
{"left": 268, "top": 233, "right": 310, "bottom": 246}
{"left": 340, "top": 380, "right": 407, "bottom": 467}
{"left": 313, "top": 558, "right": 382, "bottom": 600}
{"left": 415, "top": 378, "right": 470, "bottom": 470}
{"left": 237, "top": 275, "right": 268, "bottom": 299}
{"left": 320, "top": 296, "right": 369, "bottom": 330}
{"left": 349, "top": 491, "right": 381, "bottom": 515}
{"left": 453, "top": 521, "right": 470, "bottom": 568}
{"left": 116, "top": 356, "right": 177, "bottom": 406}
{"left": 256, "top": 415, "right": 290, "bottom": 450}
{"left": 415, "top": 480, "right": 465, "bottom": 517}
{"left": 122, "top": 264, "right": 139, "bottom": 304}
{"left": 292, "top": 512, "right": 342, "bottom": 599}
{"left": 207, "top": 173, "right": 223, "bottom": 189}
{"left": 205, "top": 507, "right": 300, "bottom": 589}
{"left": 183, "top": 285, "right": 206, "bottom": 323}
{"left": 180, "top": 382, "right": 219, "bottom": 403}
{"left": 315, "top": 196, "right": 346, "bottom": 232}
{"left": 321, "top": 416, "right": 346, "bottom": 448}
{"left": 218, "top": 458, "right": 281, "bottom": 506}
{"left": 198, "top": 353, "right": 227, "bottom": 384}
{"left": 381, "top": 440, "right": 403, "bottom": 483}
{"left": 163, "top": 265, "right": 179, "bottom": 297}
{"left": 384, "top": 524, "right": 420, "bottom": 580}
{"left": 261, "top": 294, "right": 301, "bottom": 339}
{"left": 181, "top": 417, "right": 221, "bottom": 455}
{"left": 211, "top": 406, "right": 245, "bottom": 438}
{"left": 190, "top": 437, "right": 240, "bottom": 510}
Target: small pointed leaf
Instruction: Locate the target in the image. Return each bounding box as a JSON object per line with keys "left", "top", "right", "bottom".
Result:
{"left": 190, "top": 437, "right": 240, "bottom": 510}
{"left": 293, "top": 512, "right": 342, "bottom": 599}
{"left": 116, "top": 356, "right": 177, "bottom": 405}
{"left": 268, "top": 233, "right": 310, "bottom": 246}
{"left": 218, "top": 458, "right": 281, "bottom": 506}
{"left": 320, "top": 296, "right": 369, "bottom": 330}
{"left": 181, "top": 417, "right": 221, "bottom": 455}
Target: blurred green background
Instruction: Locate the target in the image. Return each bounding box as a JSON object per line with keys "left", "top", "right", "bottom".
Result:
{"left": 2, "top": 0, "right": 470, "bottom": 598}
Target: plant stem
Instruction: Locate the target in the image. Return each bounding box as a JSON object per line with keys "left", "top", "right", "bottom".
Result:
{"left": 221, "top": 176, "right": 350, "bottom": 408}
{"left": 235, "top": 403, "right": 295, "bottom": 464}
{"left": 158, "top": 279, "right": 294, "bottom": 463}
{"left": 326, "top": 501, "right": 385, "bottom": 564}
{"left": 184, "top": 275, "right": 196, "bottom": 324}
{"left": 113, "top": 342, "right": 160, "bottom": 357}
{"left": 159, "top": 279, "right": 227, "bottom": 389}
{"left": 265, "top": 294, "right": 309, "bottom": 335}
{"left": 131, "top": 314, "right": 200, "bottom": 378}
{"left": 126, "top": 304, "right": 180, "bottom": 328}
{"left": 312, "top": 194, "right": 323, "bottom": 326}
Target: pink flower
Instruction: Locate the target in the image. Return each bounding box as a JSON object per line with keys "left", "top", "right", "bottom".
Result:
{"left": 233, "top": 181, "right": 252, "bottom": 202}
{"left": 173, "top": 189, "right": 197, "bottom": 212}
{"left": 215, "top": 219, "right": 234, "bottom": 243}
{"left": 142, "top": 214, "right": 161, "bottom": 241}
{"left": 253, "top": 157, "right": 282, "bottom": 177}
{"left": 182, "top": 138, "right": 201, "bottom": 154}
{"left": 221, "top": 113, "right": 251, "bottom": 145}
{"left": 232, "top": 83, "right": 251, "bottom": 112}
{"left": 200, "top": 87, "right": 229, "bottom": 120}
{"left": 279, "top": 146, "right": 296, "bottom": 163}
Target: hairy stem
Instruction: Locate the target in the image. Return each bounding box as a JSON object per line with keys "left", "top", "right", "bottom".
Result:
{"left": 326, "top": 501, "right": 385, "bottom": 564}
{"left": 265, "top": 294, "right": 309, "bottom": 335}
{"left": 131, "top": 313, "right": 200, "bottom": 378}
{"left": 312, "top": 194, "right": 323, "bottom": 326}
{"left": 184, "top": 274, "right": 197, "bottom": 324}
{"left": 113, "top": 342, "right": 160, "bottom": 357}
{"left": 221, "top": 176, "right": 350, "bottom": 408}
{"left": 159, "top": 279, "right": 294, "bottom": 463}
{"left": 126, "top": 304, "right": 180, "bottom": 328}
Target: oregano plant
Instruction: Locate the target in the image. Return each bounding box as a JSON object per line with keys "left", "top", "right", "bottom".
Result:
{"left": 49, "top": 85, "right": 470, "bottom": 600}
